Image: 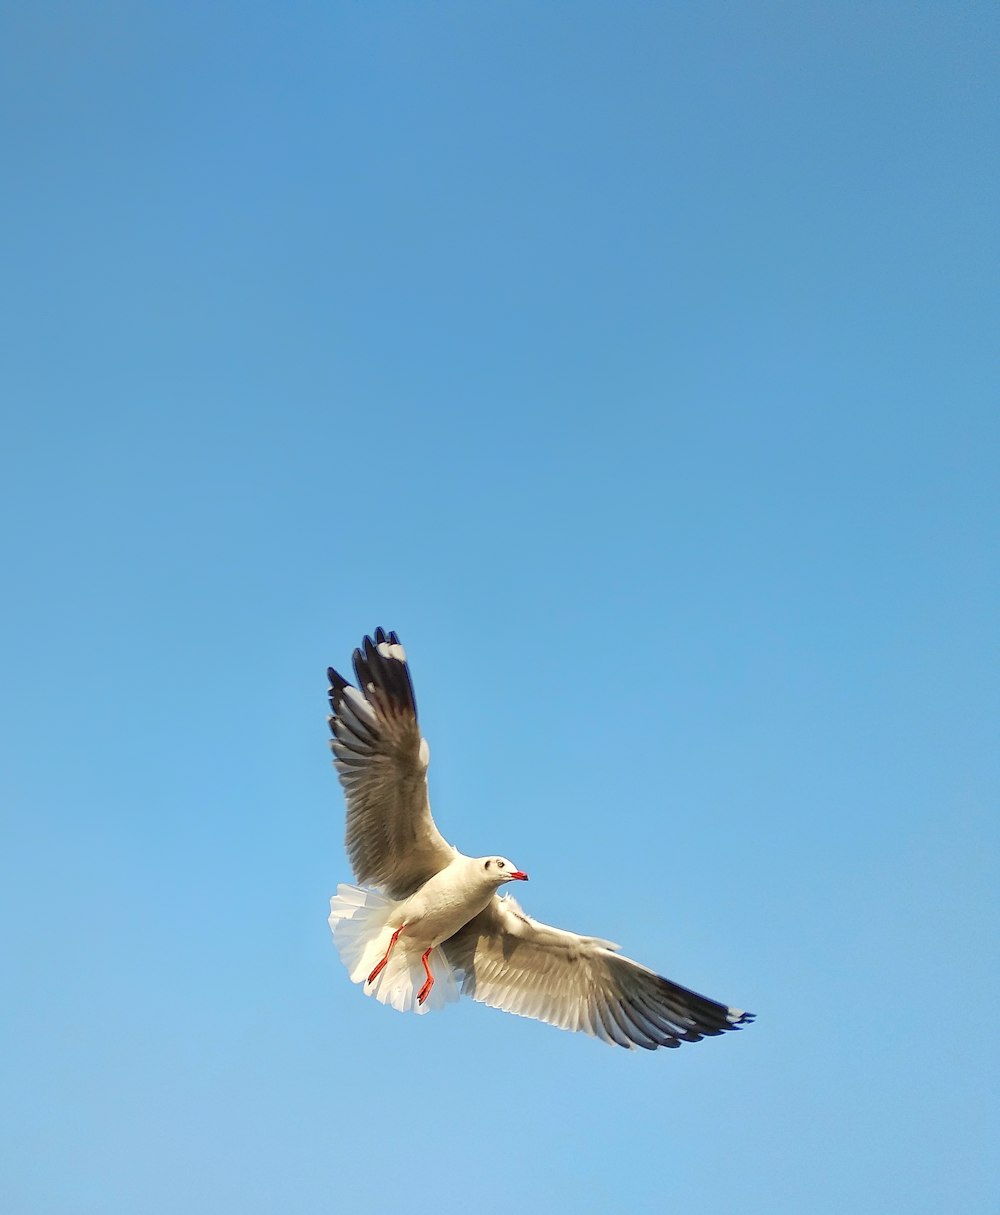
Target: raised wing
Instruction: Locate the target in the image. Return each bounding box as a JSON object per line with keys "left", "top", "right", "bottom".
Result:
{"left": 441, "top": 895, "right": 754, "bottom": 1050}
{"left": 328, "top": 628, "right": 455, "bottom": 899}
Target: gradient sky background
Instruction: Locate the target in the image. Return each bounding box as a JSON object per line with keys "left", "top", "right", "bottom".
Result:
{"left": 2, "top": 4, "right": 998, "bottom": 1213}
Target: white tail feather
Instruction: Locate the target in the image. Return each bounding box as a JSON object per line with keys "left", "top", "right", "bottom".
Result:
{"left": 328, "top": 884, "right": 461, "bottom": 1015}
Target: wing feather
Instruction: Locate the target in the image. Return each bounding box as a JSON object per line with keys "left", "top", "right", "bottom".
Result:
{"left": 441, "top": 895, "right": 754, "bottom": 1051}
{"left": 328, "top": 629, "right": 455, "bottom": 898}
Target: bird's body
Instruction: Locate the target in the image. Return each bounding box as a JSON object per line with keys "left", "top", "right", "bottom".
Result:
{"left": 388, "top": 854, "right": 512, "bottom": 950}
{"left": 327, "top": 628, "right": 755, "bottom": 1050}
{"left": 329, "top": 853, "right": 523, "bottom": 1014}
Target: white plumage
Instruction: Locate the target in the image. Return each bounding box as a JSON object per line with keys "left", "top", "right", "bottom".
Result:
{"left": 326, "top": 628, "right": 755, "bottom": 1051}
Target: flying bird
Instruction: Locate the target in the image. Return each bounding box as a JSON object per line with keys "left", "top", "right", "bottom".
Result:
{"left": 326, "top": 628, "right": 755, "bottom": 1051}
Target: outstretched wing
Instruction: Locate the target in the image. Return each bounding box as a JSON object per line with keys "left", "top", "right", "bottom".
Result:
{"left": 328, "top": 628, "right": 455, "bottom": 899}
{"left": 441, "top": 895, "right": 754, "bottom": 1050}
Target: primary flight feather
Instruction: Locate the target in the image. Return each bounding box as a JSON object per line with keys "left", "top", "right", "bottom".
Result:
{"left": 327, "top": 627, "right": 755, "bottom": 1050}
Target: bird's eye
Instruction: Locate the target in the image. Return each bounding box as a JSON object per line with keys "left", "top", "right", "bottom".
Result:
{"left": 497, "top": 859, "right": 505, "bottom": 868}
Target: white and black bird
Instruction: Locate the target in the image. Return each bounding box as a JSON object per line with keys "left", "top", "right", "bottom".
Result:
{"left": 326, "top": 628, "right": 755, "bottom": 1051}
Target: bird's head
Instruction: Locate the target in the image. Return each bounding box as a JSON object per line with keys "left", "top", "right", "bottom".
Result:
{"left": 481, "top": 856, "right": 529, "bottom": 885}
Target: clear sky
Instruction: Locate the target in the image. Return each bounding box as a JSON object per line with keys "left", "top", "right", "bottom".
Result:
{"left": 2, "top": 4, "right": 997, "bottom": 1213}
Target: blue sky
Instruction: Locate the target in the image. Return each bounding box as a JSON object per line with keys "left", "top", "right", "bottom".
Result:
{"left": 2, "top": 3, "right": 998, "bottom": 1212}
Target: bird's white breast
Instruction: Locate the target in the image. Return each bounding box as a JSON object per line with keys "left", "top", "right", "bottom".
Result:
{"left": 397, "top": 857, "right": 494, "bottom": 948}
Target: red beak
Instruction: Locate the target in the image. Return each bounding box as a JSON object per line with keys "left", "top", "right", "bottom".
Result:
{"left": 509, "top": 871, "right": 529, "bottom": 881}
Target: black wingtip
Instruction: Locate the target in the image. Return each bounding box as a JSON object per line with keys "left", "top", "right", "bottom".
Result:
{"left": 349, "top": 628, "right": 418, "bottom": 720}
{"left": 327, "top": 667, "right": 352, "bottom": 723}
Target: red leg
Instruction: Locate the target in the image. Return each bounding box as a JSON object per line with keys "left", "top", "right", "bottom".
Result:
{"left": 367, "top": 925, "right": 404, "bottom": 986}
{"left": 416, "top": 947, "right": 435, "bottom": 1005}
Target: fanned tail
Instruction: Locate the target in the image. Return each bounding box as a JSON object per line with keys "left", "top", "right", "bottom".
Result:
{"left": 328, "top": 883, "right": 460, "bottom": 1015}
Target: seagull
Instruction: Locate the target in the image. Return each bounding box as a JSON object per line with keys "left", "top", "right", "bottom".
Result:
{"left": 326, "top": 628, "right": 755, "bottom": 1051}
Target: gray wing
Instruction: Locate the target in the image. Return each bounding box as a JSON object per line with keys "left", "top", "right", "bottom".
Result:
{"left": 441, "top": 895, "right": 754, "bottom": 1050}
{"left": 327, "top": 628, "right": 455, "bottom": 899}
